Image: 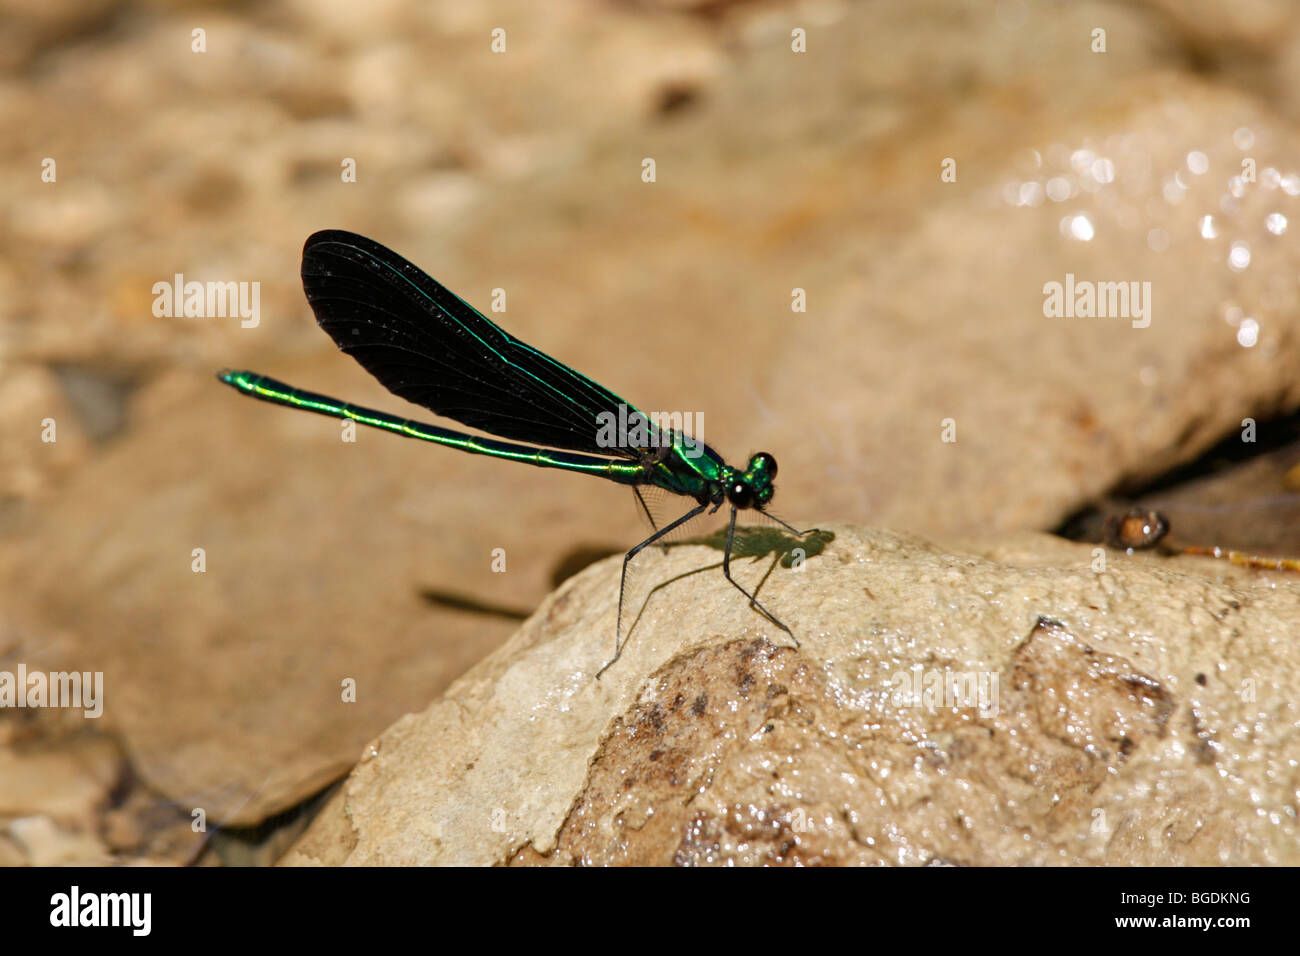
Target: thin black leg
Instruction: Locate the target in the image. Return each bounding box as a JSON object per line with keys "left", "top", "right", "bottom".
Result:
{"left": 759, "top": 509, "right": 818, "bottom": 537}
{"left": 632, "top": 486, "right": 658, "bottom": 531}
{"left": 722, "top": 507, "right": 800, "bottom": 647}
{"left": 598, "top": 500, "right": 710, "bottom": 679}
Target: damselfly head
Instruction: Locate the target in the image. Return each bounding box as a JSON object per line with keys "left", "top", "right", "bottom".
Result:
{"left": 722, "top": 452, "right": 777, "bottom": 509}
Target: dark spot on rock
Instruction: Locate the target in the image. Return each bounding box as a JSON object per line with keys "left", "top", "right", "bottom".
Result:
{"left": 624, "top": 775, "right": 637, "bottom": 789}
{"left": 671, "top": 693, "right": 684, "bottom": 711}
{"left": 1195, "top": 673, "right": 1207, "bottom": 685}
{"left": 655, "top": 82, "right": 701, "bottom": 116}
{"left": 738, "top": 672, "right": 754, "bottom": 695}
{"left": 691, "top": 693, "right": 707, "bottom": 717}
{"left": 646, "top": 704, "right": 666, "bottom": 733}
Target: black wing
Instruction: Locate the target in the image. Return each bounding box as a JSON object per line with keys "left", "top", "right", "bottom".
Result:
{"left": 301, "top": 229, "right": 649, "bottom": 456}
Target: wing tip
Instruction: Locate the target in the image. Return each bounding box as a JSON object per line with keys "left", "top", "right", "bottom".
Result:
{"left": 304, "top": 228, "right": 381, "bottom": 256}
{"left": 302, "top": 229, "right": 390, "bottom": 282}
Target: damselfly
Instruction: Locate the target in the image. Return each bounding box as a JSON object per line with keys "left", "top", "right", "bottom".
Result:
{"left": 220, "top": 231, "right": 813, "bottom": 675}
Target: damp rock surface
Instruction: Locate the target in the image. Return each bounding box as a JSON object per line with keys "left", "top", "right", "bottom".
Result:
{"left": 285, "top": 525, "right": 1300, "bottom": 866}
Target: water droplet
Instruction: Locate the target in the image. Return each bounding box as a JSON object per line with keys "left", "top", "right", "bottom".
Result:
{"left": 1199, "top": 215, "right": 1217, "bottom": 239}
{"left": 1228, "top": 241, "right": 1251, "bottom": 271}
{"left": 1091, "top": 157, "right": 1116, "bottom": 184}
{"left": 1069, "top": 215, "right": 1095, "bottom": 241}
{"left": 1046, "top": 177, "right": 1071, "bottom": 202}
{"left": 1266, "top": 213, "right": 1287, "bottom": 235}
{"left": 1187, "top": 151, "right": 1209, "bottom": 175}
{"left": 1233, "top": 127, "right": 1255, "bottom": 150}
{"left": 1237, "top": 318, "right": 1259, "bottom": 348}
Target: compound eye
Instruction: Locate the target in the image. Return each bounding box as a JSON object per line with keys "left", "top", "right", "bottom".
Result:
{"left": 753, "top": 452, "right": 777, "bottom": 478}
{"left": 727, "top": 481, "right": 753, "bottom": 508}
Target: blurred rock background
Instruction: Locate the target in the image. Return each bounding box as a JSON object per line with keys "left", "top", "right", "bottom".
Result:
{"left": 0, "top": 0, "right": 1298, "bottom": 863}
